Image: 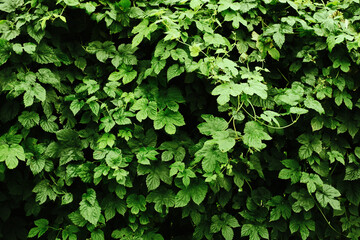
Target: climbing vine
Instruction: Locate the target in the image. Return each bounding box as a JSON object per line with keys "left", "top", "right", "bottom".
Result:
{"left": 1, "top": 0, "right": 360, "bottom": 239}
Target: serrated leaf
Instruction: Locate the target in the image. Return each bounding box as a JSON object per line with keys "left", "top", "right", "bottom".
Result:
{"left": 79, "top": 188, "right": 101, "bottom": 225}
{"left": 278, "top": 159, "right": 301, "bottom": 184}
{"left": 147, "top": 188, "right": 175, "bottom": 212}
{"left": 315, "top": 184, "right": 341, "bottom": 210}
{"left": 167, "top": 64, "right": 184, "bottom": 82}
{"left": 175, "top": 189, "right": 191, "bottom": 207}
{"left": 189, "top": 181, "right": 208, "bottom": 205}
{"left": 28, "top": 156, "right": 46, "bottom": 175}
{"left": 68, "top": 211, "right": 87, "bottom": 227}
{"left": 198, "top": 114, "right": 228, "bottom": 136}
{"left": 212, "top": 82, "right": 244, "bottom": 105}
{"left": 37, "top": 68, "right": 60, "bottom": 85}
{"left": 126, "top": 194, "right": 146, "bottom": 214}
{"left": 304, "top": 96, "right": 325, "bottom": 114}
{"left": 300, "top": 173, "right": 323, "bottom": 193}
{"left": 18, "top": 111, "right": 40, "bottom": 129}
{"left": 154, "top": 109, "right": 185, "bottom": 134}
{"left": 195, "top": 141, "right": 228, "bottom": 172}
{"left": 91, "top": 229, "right": 105, "bottom": 240}
{"left": 33, "top": 180, "right": 57, "bottom": 204}
{"left": 243, "top": 121, "right": 271, "bottom": 151}
{"left": 273, "top": 32, "right": 285, "bottom": 48}
{"left": 291, "top": 189, "right": 315, "bottom": 212}
{"left": 0, "top": 144, "right": 25, "bottom": 169}
{"left": 70, "top": 99, "right": 85, "bottom": 116}
{"left": 344, "top": 164, "right": 360, "bottom": 181}
{"left": 241, "top": 224, "right": 269, "bottom": 240}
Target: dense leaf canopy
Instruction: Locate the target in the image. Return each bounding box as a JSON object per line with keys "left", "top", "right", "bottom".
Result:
{"left": 1, "top": 0, "right": 360, "bottom": 239}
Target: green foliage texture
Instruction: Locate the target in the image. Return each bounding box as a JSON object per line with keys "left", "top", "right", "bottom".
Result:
{"left": 1, "top": 0, "right": 360, "bottom": 239}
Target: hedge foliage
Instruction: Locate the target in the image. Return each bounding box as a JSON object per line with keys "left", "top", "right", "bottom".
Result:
{"left": 1, "top": 0, "right": 360, "bottom": 239}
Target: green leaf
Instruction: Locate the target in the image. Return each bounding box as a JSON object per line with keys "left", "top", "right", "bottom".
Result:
{"left": 291, "top": 189, "right": 315, "bottom": 212}
{"left": 203, "top": 33, "right": 227, "bottom": 47}
{"left": 97, "top": 133, "right": 116, "bottom": 149}
{"left": 146, "top": 188, "right": 175, "bottom": 213}
{"left": 64, "top": 0, "right": 80, "bottom": 6}
{"left": 268, "top": 48, "right": 280, "bottom": 60}
{"left": 0, "top": 144, "right": 25, "bottom": 169}
{"left": 304, "top": 96, "right": 325, "bottom": 114}
{"left": 311, "top": 116, "right": 323, "bottom": 131}
{"left": 243, "top": 121, "right": 271, "bottom": 151}
{"left": 190, "top": 0, "right": 202, "bottom": 9}
{"left": 195, "top": 141, "right": 228, "bottom": 172}
{"left": 189, "top": 43, "right": 202, "bottom": 57}
{"left": 278, "top": 159, "right": 301, "bottom": 184}
{"left": 32, "top": 43, "right": 58, "bottom": 64}
{"left": 118, "top": 0, "right": 131, "bottom": 10}
{"left": 33, "top": 180, "right": 57, "bottom": 204}
{"left": 131, "top": 98, "right": 157, "bottom": 122}
{"left": 211, "top": 213, "right": 240, "bottom": 240}
{"left": 344, "top": 164, "right": 360, "bottom": 181}
{"left": 290, "top": 107, "right": 308, "bottom": 115}
{"left": 174, "top": 189, "right": 191, "bottom": 208}
{"left": 212, "top": 82, "right": 244, "bottom": 105}
{"left": 151, "top": 57, "right": 166, "bottom": 74}
{"left": 28, "top": 155, "right": 46, "bottom": 175}
{"left": 327, "top": 150, "right": 345, "bottom": 165}
{"left": 315, "top": 184, "right": 341, "bottom": 210}
{"left": 68, "top": 211, "right": 87, "bottom": 227}
{"left": 224, "top": 11, "right": 247, "bottom": 29}
{"left": 100, "top": 116, "right": 115, "bottom": 132}
{"left": 275, "top": 83, "right": 304, "bottom": 106}
{"left": 75, "top": 57, "right": 87, "bottom": 70}
{"left": 267, "top": 196, "right": 291, "bottom": 221}
{"left": 289, "top": 214, "right": 315, "bottom": 240}
{"left": 12, "top": 43, "right": 23, "bottom": 54}
{"left": 18, "top": 111, "right": 40, "bottom": 129}
{"left": 91, "top": 229, "right": 105, "bottom": 240}
{"left": 198, "top": 114, "right": 228, "bottom": 136}
{"left": 175, "top": 180, "right": 207, "bottom": 207}
{"left": 154, "top": 109, "right": 185, "bottom": 134}
{"left": 222, "top": 226, "right": 234, "bottom": 240}
{"left": 167, "top": 64, "right": 184, "bottom": 82}
{"left": 300, "top": 173, "right": 323, "bottom": 193}
{"left": 273, "top": 32, "right": 285, "bottom": 48}
{"left": 0, "top": 0, "right": 24, "bottom": 13}
{"left": 0, "top": 39, "right": 11, "bottom": 65}
{"left": 126, "top": 194, "right": 146, "bottom": 214}
{"left": 241, "top": 224, "right": 269, "bottom": 240}
{"left": 61, "top": 193, "right": 73, "bottom": 205}
{"left": 23, "top": 42, "right": 36, "bottom": 54}
{"left": 70, "top": 99, "right": 85, "bottom": 116}
{"left": 244, "top": 80, "right": 268, "bottom": 99}
{"left": 297, "top": 134, "right": 322, "bottom": 160}
{"left": 28, "top": 219, "right": 49, "bottom": 238}
{"left": 37, "top": 68, "right": 60, "bottom": 85}
{"left": 79, "top": 188, "right": 101, "bottom": 225}
{"left": 146, "top": 172, "right": 160, "bottom": 191}
{"left": 189, "top": 180, "right": 208, "bottom": 205}
{"left": 136, "top": 147, "right": 158, "bottom": 165}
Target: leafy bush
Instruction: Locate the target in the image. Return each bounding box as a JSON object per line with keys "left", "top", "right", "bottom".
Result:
{"left": 1, "top": 0, "right": 360, "bottom": 239}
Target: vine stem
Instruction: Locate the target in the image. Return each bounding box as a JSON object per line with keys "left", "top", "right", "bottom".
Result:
{"left": 310, "top": 194, "right": 344, "bottom": 237}
{"left": 241, "top": 104, "right": 301, "bottom": 129}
